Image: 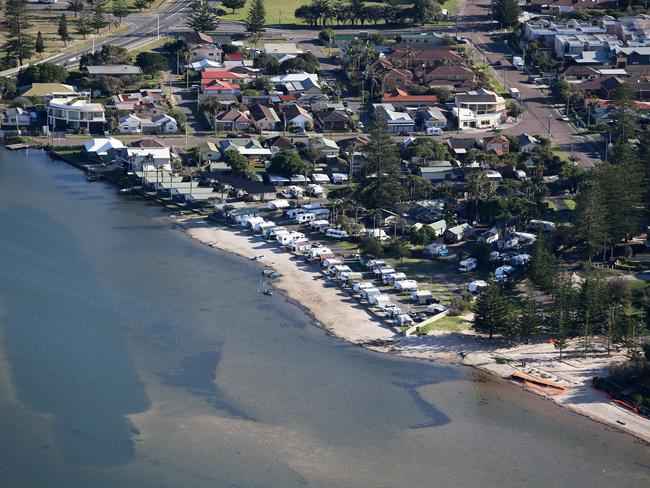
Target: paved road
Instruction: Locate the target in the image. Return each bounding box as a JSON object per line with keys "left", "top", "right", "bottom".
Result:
{"left": 458, "top": 0, "right": 600, "bottom": 167}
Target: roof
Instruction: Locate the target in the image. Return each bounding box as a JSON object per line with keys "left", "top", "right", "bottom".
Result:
{"left": 311, "top": 136, "right": 339, "bottom": 151}
{"left": 216, "top": 108, "right": 251, "bottom": 123}
{"left": 381, "top": 88, "right": 438, "bottom": 103}
{"left": 266, "top": 136, "right": 296, "bottom": 150}
{"left": 84, "top": 137, "right": 125, "bottom": 155}
{"left": 248, "top": 104, "right": 280, "bottom": 123}
{"left": 446, "top": 137, "right": 476, "bottom": 150}
{"left": 126, "top": 147, "right": 171, "bottom": 159}
{"left": 264, "top": 42, "right": 302, "bottom": 55}
{"left": 202, "top": 79, "right": 241, "bottom": 91}
{"left": 86, "top": 65, "right": 143, "bottom": 75}
{"left": 49, "top": 97, "right": 104, "bottom": 111}
{"left": 456, "top": 88, "right": 501, "bottom": 104}
{"left": 427, "top": 65, "right": 475, "bottom": 76}
{"left": 201, "top": 70, "right": 242, "bottom": 80}
{"left": 131, "top": 138, "right": 169, "bottom": 148}
{"left": 283, "top": 104, "right": 313, "bottom": 121}
{"left": 447, "top": 223, "right": 473, "bottom": 234}
{"left": 199, "top": 141, "right": 219, "bottom": 152}
{"left": 21, "top": 83, "right": 77, "bottom": 97}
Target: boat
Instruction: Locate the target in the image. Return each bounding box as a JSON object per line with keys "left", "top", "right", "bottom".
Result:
{"left": 263, "top": 289, "right": 273, "bottom": 296}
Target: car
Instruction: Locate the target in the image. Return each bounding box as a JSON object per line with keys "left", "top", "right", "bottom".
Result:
{"left": 559, "top": 114, "right": 570, "bottom": 122}
{"left": 417, "top": 313, "right": 429, "bottom": 322}
{"left": 408, "top": 310, "right": 419, "bottom": 319}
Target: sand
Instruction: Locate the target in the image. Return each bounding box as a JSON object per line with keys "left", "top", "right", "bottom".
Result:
{"left": 174, "top": 214, "right": 650, "bottom": 445}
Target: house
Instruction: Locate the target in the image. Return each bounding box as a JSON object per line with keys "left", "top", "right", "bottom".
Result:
{"left": 381, "top": 88, "right": 438, "bottom": 108}
{"left": 266, "top": 135, "right": 296, "bottom": 154}
{"left": 417, "top": 106, "right": 447, "bottom": 129}
{"left": 248, "top": 104, "right": 280, "bottom": 131}
{"left": 388, "top": 47, "right": 464, "bottom": 67}
{"left": 214, "top": 173, "right": 277, "bottom": 201}
{"left": 548, "top": 0, "right": 615, "bottom": 15}
{"left": 83, "top": 137, "right": 126, "bottom": 162}
{"left": 241, "top": 93, "right": 283, "bottom": 105}
{"left": 85, "top": 65, "right": 143, "bottom": 77}
{"left": 380, "top": 69, "right": 415, "bottom": 92}
{"left": 413, "top": 220, "right": 447, "bottom": 237}
{"left": 219, "top": 138, "right": 272, "bottom": 160}
{"left": 1, "top": 107, "right": 36, "bottom": 128}
{"left": 47, "top": 97, "right": 106, "bottom": 132}
{"left": 213, "top": 108, "right": 252, "bottom": 131}
{"left": 523, "top": 19, "right": 606, "bottom": 44}
{"left": 453, "top": 89, "right": 507, "bottom": 130}
{"left": 517, "top": 133, "right": 539, "bottom": 153}
{"left": 445, "top": 223, "right": 474, "bottom": 243}
{"left": 554, "top": 33, "right": 621, "bottom": 62}
{"left": 197, "top": 141, "right": 221, "bottom": 162}
{"left": 191, "top": 43, "right": 223, "bottom": 62}
{"left": 478, "top": 227, "right": 500, "bottom": 244}
{"left": 310, "top": 136, "right": 340, "bottom": 157}
{"left": 21, "top": 83, "right": 77, "bottom": 98}
{"left": 131, "top": 138, "right": 169, "bottom": 148}
{"left": 263, "top": 42, "right": 303, "bottom": 61}
{"left": 126, "top": 147, "right": 172, "bottom": 172}
{"left": 118, "top": 113, "right": 178, "bottom": 134}
{"left": 424, "top": 65, "right": 476, "bottom": 91}
{"left": 561, "top": 65, "right": 600, "bottom": 81}
{"left": 373, "top": 103, "right": 416, "bottom": 133}
{"left": 112, "top": 89, "right": 165, "bottom": 111}
{"left": 338, "top": 135, "right": 370, "bottom": 175}
{"left": 200, "top": 78, "right": 242, "bottom": 96}
{"left": 420, "top": 161, "right": 454, "bottom": 182}
{"left": 282, "top": 104, "right": 313, "bottom": 129}
{"left": 398, "top": 32, "right": 446, "bottom": 46}
{"left": 315, "top": 109, "right": 350, "bottom": 131}
{"left": 483, "top": 135, "right": 510, "bottom": 155}
{"left": 445, "top": 137, "right": 477, "bottom": 157}
{"left": 271, "top": 73, "right": 321, "bottom": 94}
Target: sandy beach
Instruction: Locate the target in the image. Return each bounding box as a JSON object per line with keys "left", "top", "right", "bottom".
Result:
{"left": 174, "top": 214, "right": 650, "bottom": 445}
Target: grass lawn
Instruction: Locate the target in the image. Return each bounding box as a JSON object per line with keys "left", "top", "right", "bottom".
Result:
{"left": 337, "top": 240, "right": 359, "bottom": 251}
{"left": 544, "top": 199, "right": 558, "bottom": 212}
{"left": 421, "top": 315, "right": 471, "bottom": 333}
{"left": 563, "top": 198, "right": 576, "bottom": 210}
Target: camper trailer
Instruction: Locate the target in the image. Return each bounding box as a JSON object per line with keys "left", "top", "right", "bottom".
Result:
{"left": 353, "top": 281, "right": 374, "bottom": 293}
{"left": 296, "top": 212, "right": 316, "bottom": 224}
{"left": 395, "top": 280, "right": 418, "bottom": 292}
{"left": 459, "top": 258, "right": 477, "bottom": 273}
{"left": 386, "top": 272, "right": 407, "bottom": 285}
{"left": 529, "top": 219, "right": 556, "bottom": 232}
{"left": 411, "top": 290, "right": 433, "bottom": 304}
{"left": 325, "top": 228, "right": 349, "bottom": 239}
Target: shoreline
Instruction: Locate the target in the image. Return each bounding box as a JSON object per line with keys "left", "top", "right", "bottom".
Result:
{"left": 172, "top": 214, "right": 650, "bottom": 446}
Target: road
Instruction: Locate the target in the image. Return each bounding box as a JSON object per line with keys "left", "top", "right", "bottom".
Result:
{"left": 458, "top": 0, "right": 600, "bottom": 167}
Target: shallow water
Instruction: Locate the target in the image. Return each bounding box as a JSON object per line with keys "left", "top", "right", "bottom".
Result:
{"left": 0, "top": 149, "right": 649, "bottom": 488}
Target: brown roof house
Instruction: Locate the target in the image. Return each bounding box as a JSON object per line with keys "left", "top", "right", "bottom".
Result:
{"left": 213, "top": 108, "right": 252, "bottom": 131}
{"left": 315, "top": 109, "right": 350, "bottom": 132}
{"left": 248, "top": 104, "right": 280, "bottom": 131}
{"left": 483, "top": 135, "right": 510, "bottom": 155}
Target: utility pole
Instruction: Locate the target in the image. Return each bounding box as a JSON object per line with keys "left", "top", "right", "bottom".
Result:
{"left": 185, "top": 123, "right": 188, "bottom": 150}
{"left": 91, "top": 34, "right": 95, "bottom": 54}
{"left": 176, "top": 52, "right": 180, "bottom": 76}
{"left": 157, "top": 15, "right": 160, "bottom": 40}
{"left": 547, "top": 114, "right": 552, "bottom": 139}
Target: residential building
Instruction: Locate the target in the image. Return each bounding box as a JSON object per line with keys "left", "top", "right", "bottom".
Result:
{"left": 200, "top": 78, "right": 242, "bottom": 96}
{"left": 445, "top": 137, "right": 477, "bottom": 156}
{"left": 191, "top": 43, "right": 223, "bottom": 62}
{"left": 112, "top": 89, "right": 165, "bottom": 111}
{"left": 213, "top": 108, "right": 252, "bottom": 131}
{"left": 420, "top": 161, "right": 454, "bottom": 182}
{"left": 310, "top": 136, "right": 340, "bottom": 157}
{"left": 612, "top": 47, "right": 650, "bottom": 75}
{"left": 381, "top": 88, "right": 438, "bottom": 108}
{"left": 444, "top": 223, "right": 474, "bottom": 243}
{"left": 219, "top": 138, "right": 272, "bottom": 160}
{"left": 85, "top": 65, "right": 143, "bottom": 77}
{"left": 83, "top": 137, "right": 126, "bottom": 162}
{"left": 416, "top": 106, "right": 448, "bottom": 129}
{"left": 548, "top": 0, "right": 615, "bottom": 15}
{"left": 518, "top": 133, "right": 540, "bottom": 153}
{"left": 118, "top": 113, "right": 178, "bottom": 134}
{"left": 249, "top": 104, "right": 280, "bottom": 131}
{"left": 601, "top": 13, "right": 650, "bottom": 46}
{"left": 388, "top": 47, "right": 463, "bottom": 67}
{"left": 270, "top": 73, "right": 321, "bottom": 94}
{"left": 282, "top": 104, "right": 313, "bottom": 129}
{"left": 523, "top": 19, "right": 605, "bottom": 44}
{"left": 483, "top": 135, "right": 510, "bottom": 155}
{"left": 21, "top": 83, "right": 77, "bottom": 98}
{"left": 554, "top": 34, "right": 621, "bottom": 62}
{"left": 263, "top": 42, "right": 303, "bottom": 61}
{"left": 47, "top": 97, "right": 106, "bottom": 132}
{"left": 338, "top": 135, "right": 370, "bottom": 175}
{"left": 126, "top": 147, "right": 172, "bottom": 172}
{"left": 1, "top": 107, "right": 36, "bottom": 128}
{"left": 197, "top": 141, "right": 221, "bottom": 162}
{"left": 373, "top": 103, "right": 416, "bottom": 133}
{"left": 398, "top": 32, "right": 446, "bottom": 46}
{"left": 315, "top": 109, "right": 350, "bottom": 132}
{"left": 266, "top": 135, "right": 296, "bottom": 154}
{"left": 453, "top": 89, "right": 506, "bottom": 130}
{"left": 424, "top": 65, "right": 476, "bottom": 91}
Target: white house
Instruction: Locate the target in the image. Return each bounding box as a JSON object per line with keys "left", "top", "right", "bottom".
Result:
{"left": 453, "top": 88, "right": 506, "bottom": 130}
{"left": 118, "top": 113, "right": 178, "bottom": 134}
{"left": 373, "top": 103, "right": 416, "bottom": 133}
{"left": 48, "top": 97, "right": 105, "bottom": 131}
{"left": 126, "top": 147, "right": 172, "bottom": 172}
{"left": 83, "top": 137, "right": 126, "bottom": 161}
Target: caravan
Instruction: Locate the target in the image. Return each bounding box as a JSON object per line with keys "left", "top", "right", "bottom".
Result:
{"left": 325, "top": 228, "right": 349, "bottom": 239}
{"left": 385, "top": 272, "right": 406, "bottom": 285}
{"left": 459, "top": 258, "right": 477, "bottom": 272}
{"left": 395, "top": 280, "right": 418, "bottom": 292}
{"left": 296, "top": 212, "right": 316, "bottom": 224}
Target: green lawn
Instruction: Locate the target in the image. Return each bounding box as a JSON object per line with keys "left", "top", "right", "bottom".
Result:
{"left": 421, "top": 315, "right": 471, "bottom": 333}
{"left": 563, "top": 199, "right": 576, "bottom": 210}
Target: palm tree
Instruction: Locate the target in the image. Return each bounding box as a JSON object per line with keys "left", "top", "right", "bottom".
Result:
{"left": 466, "top": 171, "right": 489, "bottom": 224}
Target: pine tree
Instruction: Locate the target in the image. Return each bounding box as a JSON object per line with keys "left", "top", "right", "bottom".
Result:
{"left": 472, "top": 280, "right": 511, "bottom": 339}
{"left": 575, "top": 176, "right": 607, "bottom": 261}
{"left": 68, "top": 0, "right": 85, "bottom": 17}
{"left": 353, "top": 116, "right": 406, "bottom": 208}
{"left": 35, "top": 31, "right": 44, "bottom": 56}
{"left": 111, "top": 0, "right": 129, "bottom": 23}
{"left": 76, "top": 10, "right": 93, "bottom": 39}
{"left": 222, "top": 0, "right": 246, "bottom": 13}
{"left": 133, "top": 0, "right": 149, "bottom": 10}
{"left": 518, "top": 295, "right": 542, "bottom": 343}
{"left": 188, "top": 0, "right": 219, "bottom": 32}
{"left": 578, "top": 273, "right": 608, "bottom": 357}
{"left": 3, "top": 0, "right": 34, "bottom": 64}
{"left": 58, "top": 14, "right": 71, "bottom": 47}
{"left": 246, "top": 0, "right": 266, "bottom": 34}
{"left": 492, "top": 0, "right": 520, "bottom": 29}
{"left": 529, "top": 233, "right": 558, "bottom": 291}
{"left": 90, "top": 4, "right": 108, "bottom": 33}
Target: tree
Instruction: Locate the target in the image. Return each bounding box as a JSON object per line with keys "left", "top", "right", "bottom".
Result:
{"left": 111, "top": 0, "right": 130, "bottom": 23}
{"left": 223, "top": 150, "right": 253, "bottom": 176}
{"left": 79, "top": 44, "right": 131, "bottom": 67}
{"left": 253, "top": 52, "right": 280, "bottom": 74}
{"left": 75, "top": 9, "right": 93, "bottom": 39}
{"left": 492, "top": 0, "right": 519, "bottom": 28}
{"left": 472, "top": 280, "right": 511, "bottom": 339}
{"left": 268, "top": 151, "right": 308, "bottom": 177}
{"left": 411, "top": 0, "right": 441, "bottom": 25}
{"left": 188, "top": 0, "right": 219, "bottom": 32}
{"left": 3, "top": 0, "right": 35, "bottom": 65}
{"left": 169, "top": 107, "right": 187, "bottom": 130}
{"left": 574, "top": 176, "right": 607, "bottom": 261}
{"left": 465, "top": 171, "right": 490, "bottom": 223}
{"left": 17, "top": 63, "right": 68, "bottom": 85}
{"left": 96, "top": 75, "right": 123, "bottom": 95}
{"left": 518, "top": 296, "right": 542, "bottom": 343}
{"left": 246, "top": 0, "right": 266, "bottom": 34}
{"left": 90, "top": 4, "right": 108, "bottom": 33}
{"left": 222, "top": 0, "right": 246, "bottom": 13}
{"left": 68, "top": 0, "right": 85, "bottom": 17}
{"left": 354, "top": 116, "right": 405, "bottom": 208}
{"left": 611, "top": 82, "right": 636, "bottom": 141}
{"left": 133, "top": 0, "right": 149, "bottom": 10}
{"left": 135, "top": 52, "right": 168, "bottom": 75}
{"left": 359, "top": 237, "right": 384, "bottom": 258}
{"left": 529, "top": 233, "right": 558, "bottom": 291}
{"left": 58, "top": 14, "right": 71, "bottom": 47}
{"left": 35, "top": 31, "right": 44, "bottom": 56}
{"left": 319, "top": 28, "right": 335, "bottom": 45}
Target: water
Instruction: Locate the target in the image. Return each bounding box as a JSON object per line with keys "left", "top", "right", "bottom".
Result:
{"left": 0, "top": 149, "right": 648, "bottom": 488}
